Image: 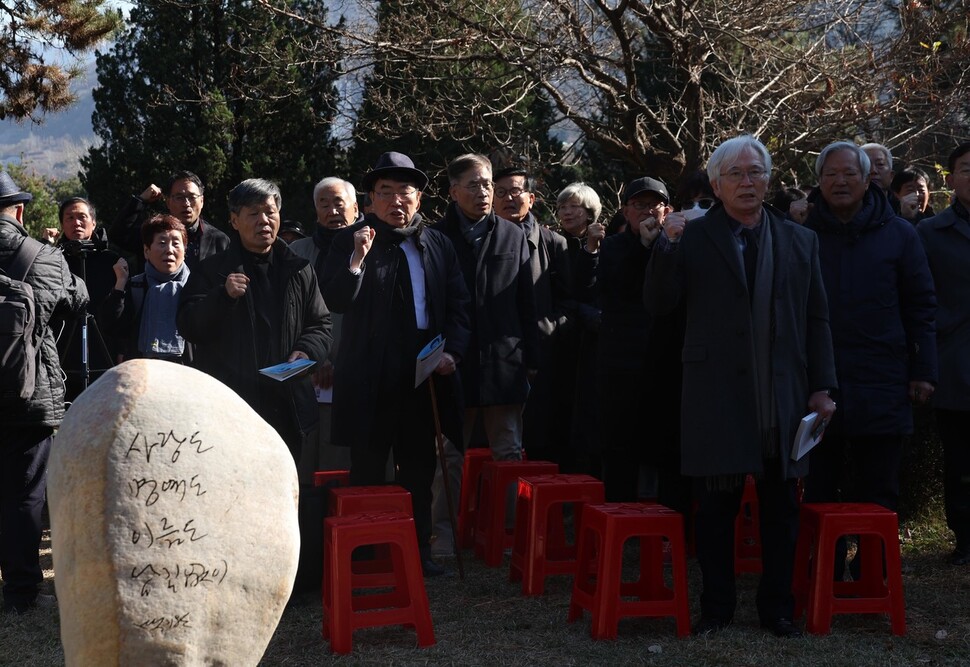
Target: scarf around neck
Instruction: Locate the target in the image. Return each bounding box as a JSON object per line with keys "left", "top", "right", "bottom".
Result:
{"left": 371, "top": 212, "right": 424, "bottom": 242}
{"left": 137, "top": 261, "right": 189, "bottom": 358}
{"left": 747, "top": 214, "right": 777, "bottom": 460}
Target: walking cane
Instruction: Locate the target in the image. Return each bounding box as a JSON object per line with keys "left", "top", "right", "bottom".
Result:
{"left": 428, "top": 375, "right": 465, "bottom": 580}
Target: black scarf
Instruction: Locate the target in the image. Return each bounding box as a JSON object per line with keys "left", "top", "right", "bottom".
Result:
{"left": 368, "top": 212, "right": 425, "bottom": 241}
{"left": 311, "top": 225, "right": 342, "bottom": 286}
{"left": 366, "top": 213, "right": 423, "bottom": 389}
{"left": 242, "top": 249, "right": 282, "bottom": 366}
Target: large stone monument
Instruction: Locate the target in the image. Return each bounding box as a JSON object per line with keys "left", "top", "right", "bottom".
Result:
{"left": 48, "top": 360, "right": 300, "bottom": 666}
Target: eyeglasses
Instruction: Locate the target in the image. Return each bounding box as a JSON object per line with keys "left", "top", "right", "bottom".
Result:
{"left": 628, "top": 200, "right": 665, "bottom": 211}
{"left": 372, "top": 188, "right": 419, "bottom": 201}
{"left": 720, "top": 168, "right": 768, "bottom": 183}
{"left": 168, "top": 193, "right": 202, "bottom": 204}
{"left": 461, "top": 180, "right": 494, "bottom": 193}
{"left": 495, "top": 187, "right": 527, "bottom": 199}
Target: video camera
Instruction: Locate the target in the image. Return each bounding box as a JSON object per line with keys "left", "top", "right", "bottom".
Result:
{"left": 61, "top": 237, "right": 108, "bottom": 257}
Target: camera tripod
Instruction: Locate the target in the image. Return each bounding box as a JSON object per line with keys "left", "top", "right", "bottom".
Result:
{"left": 58, "top": 246, "right": 115, "bottom": 395}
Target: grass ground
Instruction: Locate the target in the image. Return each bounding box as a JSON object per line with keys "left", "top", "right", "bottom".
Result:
{"left": 1, "top": 505, "right": 968, "bottom": 666}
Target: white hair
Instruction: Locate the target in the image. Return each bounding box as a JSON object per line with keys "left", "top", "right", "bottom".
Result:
{"left": 313, "top": 177, "right": 356, "bottom": 203}
{"left": 557, "top": 182, "right": 602, "bottom": 224}
{"left": 860, "top": 142, "right": 892, "bottom": 169}
{"left": 706, "top": 135, "right": 772, "bottom": 187}
{"left": 815, "top": 142, "right": 871, "bottom": 180}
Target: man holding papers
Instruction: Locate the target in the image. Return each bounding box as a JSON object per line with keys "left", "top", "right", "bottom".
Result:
{"left": 178, "top": 178, "right": 332, "bottom": 462}
{"left": 646, "top": 135, "right": 837, "bottom": 638}
{"left": 320, "top": 152, "right": 471, "bottom": 577}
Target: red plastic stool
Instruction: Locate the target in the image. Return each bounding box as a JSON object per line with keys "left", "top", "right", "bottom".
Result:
{"left": 457, "top": 448, "right": 493, "bottom": 550}
{"left": 329, "top": 485, "right": 413, "bottom": 588}
{"left": 792, "top": 502, "right": 906, "bottom": 635}
{"left": 568, "top": 503, "right": 691, "bottom": 639}
{"left": 329, "top": 484, "right": 413, "bottom": 516}
{"left": 509, "top": 474, "right": 605, "bottom": 595}
{"left": 314, "top": 469, "right": 351, "bottom": 489}
{"left": 474, "top": 460, "right": 559, "bottom": 566}
{"left": 322, "top": 511, "right": 435, "bottom": 654}
{"left": 734, "top": 474, "right": 762, "bottom": 574}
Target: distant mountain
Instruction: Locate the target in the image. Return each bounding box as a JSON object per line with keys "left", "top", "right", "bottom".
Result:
{"left": 0, "top": 59, "right": 99, "bottom": 180}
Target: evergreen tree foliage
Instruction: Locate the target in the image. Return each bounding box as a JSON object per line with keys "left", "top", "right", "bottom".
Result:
{"left": 0, "top": 0, "right": 120, "bottom": 121}
{"left": 3, "top": 161, "right": 84, "bottom": 239}
{"left": 348, "top": 0, "right": 563, "bottom": 218}
{"left": 80, "top": 1, "right": 343, "bottom": 229}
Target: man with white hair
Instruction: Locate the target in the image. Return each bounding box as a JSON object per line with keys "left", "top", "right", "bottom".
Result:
{"left": 289, "top": 177, "right": 362, "bottom": 469}
{"left": 860, "top": 142, "right": 894, "bottom": 192}
{"left": 803, "top": 141, "right": 937, "bottom": 578}
{"left": 646, "top": 135, "right": 837, "bottom": 638}
{"left": 287, "top": 176, "right": 362, "bottom": 592}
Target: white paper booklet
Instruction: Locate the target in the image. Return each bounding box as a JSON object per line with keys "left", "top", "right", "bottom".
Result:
{"left": 415, "top": 335, "right": 446, "bottom": 388}
{"left": 791, "top": 411, "right": 828, "bottom": 461}
{"left": 259, "top": 358, "right": 316, "bottom": 382}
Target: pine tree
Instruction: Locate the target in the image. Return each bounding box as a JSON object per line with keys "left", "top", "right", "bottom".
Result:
{"left": 80, "top": 1, "right": 343, "bottom": 229}
{"left": 0, "top": 0, "right": 120, "bottom": 121}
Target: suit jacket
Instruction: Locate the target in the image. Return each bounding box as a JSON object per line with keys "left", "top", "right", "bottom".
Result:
{"left": 320, "top": 214, "right": 471, "bottom": 449}
{"left": 432, "top": 204, "right": 539, "bottom": 406}
{"left": 646, "top": 204, "right": 837, "bottom": 479}
{"left": 918, "top": 205, "right": 970, "bottom": 411}
{"left": 177, "top": 237, "right": 332, "bottom": 450}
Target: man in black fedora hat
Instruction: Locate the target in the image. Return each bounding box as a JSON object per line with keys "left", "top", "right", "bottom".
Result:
{"left": 320, "top": 151, "right": 471, "bottom": 577}
{"left": 0, "top": 170, "right": 88, "bottom": 614}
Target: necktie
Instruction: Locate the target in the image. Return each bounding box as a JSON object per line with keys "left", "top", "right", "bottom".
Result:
{"left": 741, "top": 227, "right": 757, "bottom": 299}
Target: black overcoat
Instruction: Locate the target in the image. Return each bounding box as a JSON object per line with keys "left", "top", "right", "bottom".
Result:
{"left": 646, "top": 204, "right": 837, "bottom": 479}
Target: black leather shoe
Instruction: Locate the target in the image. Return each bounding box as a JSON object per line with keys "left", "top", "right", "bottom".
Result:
{"left": 761, "top": 618, "right": 803, "bottom": 638}
{"left": 422, "top": 558, "right": 449, "bottom": 578}
{"left": 692, "top": 616, "right": 730, "bottom": 636}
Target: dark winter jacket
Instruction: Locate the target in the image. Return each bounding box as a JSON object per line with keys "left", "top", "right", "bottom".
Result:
{"left": 595, "top": 224, "right": 654, "bottom": 375}
{"left": 805, "top": 184, "right": 937, "bottom": 435}
{"left": 432, "top": 203, "right": 539, "bottom": 406}
{"left": 320, "top": 213, "right": 471, "bottom": 448}
{"left": 177, "top": 236, "right": 332, "bottom": 451}
{"left": 0, "top": 215, "right": 88, "bottom": 427}
{"left": 917, "top": 204, "right": 970, "bottom": 411}
{"left": 99, "top": 268, "right": 194, "bottom": 365}
{"left": 55, "top": 226, "right": 121, "bottom": 379}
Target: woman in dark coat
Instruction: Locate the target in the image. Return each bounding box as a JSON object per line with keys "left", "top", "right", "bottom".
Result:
{"left": 101, "top": 215, "right": 193, "bottom": 364}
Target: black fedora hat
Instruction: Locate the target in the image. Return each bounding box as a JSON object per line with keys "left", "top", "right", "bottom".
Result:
{"left": 361, "top": 152, "right": 429, "bottom": 192}
{"left": 622, "top": 177, "right": 669, "bottom": 205}
{"left": 0, "top": 171, "right": 33, "bottom": 206}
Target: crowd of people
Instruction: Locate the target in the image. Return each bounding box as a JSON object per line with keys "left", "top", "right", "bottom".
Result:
{"left": 1, "top": 135, "right": 968, "bottom": 642}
